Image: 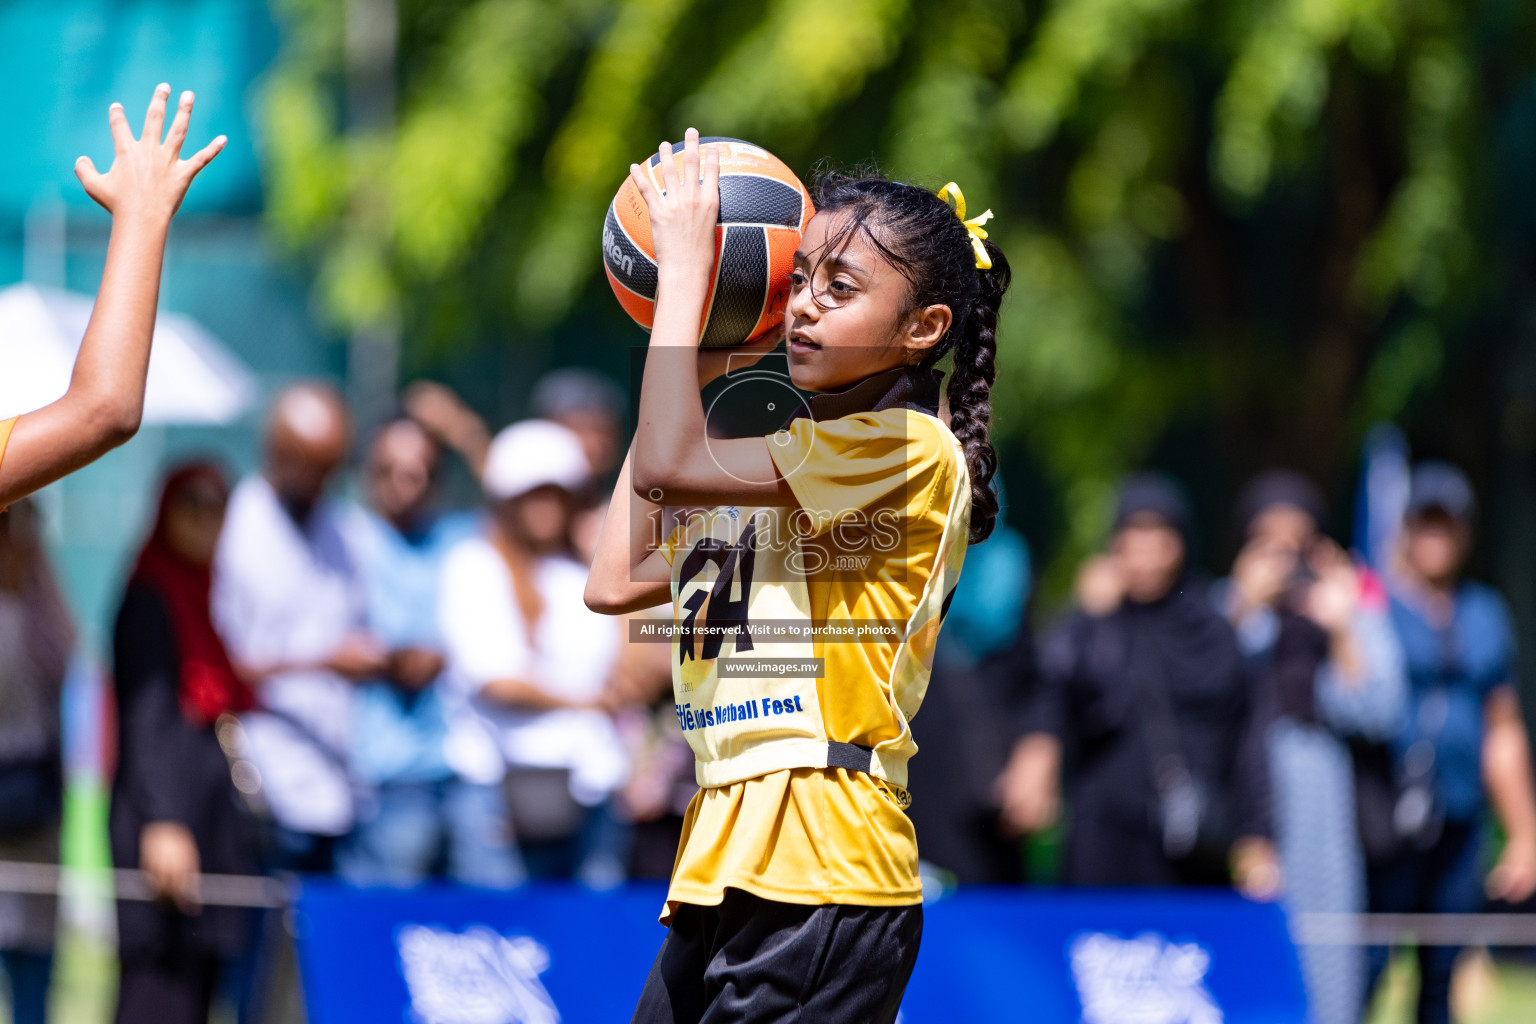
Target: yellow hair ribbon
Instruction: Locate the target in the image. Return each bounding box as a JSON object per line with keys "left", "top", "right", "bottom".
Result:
{"left": 937, "top": 182, "right": 994, "bottom": 270}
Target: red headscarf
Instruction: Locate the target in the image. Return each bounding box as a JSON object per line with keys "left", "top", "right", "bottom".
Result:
{"left": 129, "top": 463, "right": 252, "bottom": 726}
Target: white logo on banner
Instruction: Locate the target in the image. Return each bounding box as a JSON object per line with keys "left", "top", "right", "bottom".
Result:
{"left": 397, "top": 924, "right": 561, "bottom": 1024}
{"left": 1068, "top": 932, "right": 1222, "bottom": 1024}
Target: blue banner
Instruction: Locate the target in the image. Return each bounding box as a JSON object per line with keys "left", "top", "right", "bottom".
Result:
{"left": 903, "top": 888, "right": 1308, "bottom": 1024}
{"left": 293, "top": 882, "right": 1308, "bottom": 1024}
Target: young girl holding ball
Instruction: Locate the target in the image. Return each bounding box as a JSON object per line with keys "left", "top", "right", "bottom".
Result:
{"left": 587, "top": 128, "right": 1008, "bottom": 1023}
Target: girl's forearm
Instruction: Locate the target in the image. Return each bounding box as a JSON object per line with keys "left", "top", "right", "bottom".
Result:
{"left": 585, "top": 442, "right": 671, "bottom": 614}
{"left": 633, "top": 269, "right": 712, "bottom": 492}
{"left": 604, "top": 444, "right": 659, "bottom": 576}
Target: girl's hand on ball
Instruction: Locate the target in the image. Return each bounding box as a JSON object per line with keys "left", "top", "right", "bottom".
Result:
{"left": 75, "top": 85, "right": 226, "bottom": 224}
{"left": 628, "top": 128, "right": 720, "bottom": 299}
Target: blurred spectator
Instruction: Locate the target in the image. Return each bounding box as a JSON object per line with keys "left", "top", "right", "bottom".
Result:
{"left": 336, "top": 417, "right": 482, "bottom": 886}
{"left": 402, "top": 380, "right": 493, "bottom": 480}
{"left": 1024, "top": 474, "right": 1278, "bottom": 896}
{"left": 530, "top": 368, "right": 627, "bottom": 564}
{"left": 110, "top": 463, "right": 260, "bottom": 1024}
{"left": 531, "top": 368, "right": 625, "bottom": 480}
{"left": 1216, "top": 470, "right": 1406, "bottom": 1024}
{"left": 212, "top": 383, "right": 380, "bottom": 871}
{"left": 1366, "top": 462, "right": 1536, "bottom": 1024}
{"left": 439, "top": 420, "right": 627, "bottom": 886}
{"left": 532, "top": 373, "right": 674, "bottom": 877}
{"left": 0, "top": 500, "right": 73, "bottom": 1024}
{"left": 909, "top": 478, "right": 1039, "bottom": 884}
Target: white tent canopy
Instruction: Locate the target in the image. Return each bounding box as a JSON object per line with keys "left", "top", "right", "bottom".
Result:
{"left": 0, "top": 282, "right": 257, "bottom": 425}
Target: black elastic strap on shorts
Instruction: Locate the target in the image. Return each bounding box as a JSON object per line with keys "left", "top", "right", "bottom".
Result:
{"left": 826, "top": 742, "right": 874, "bottom": 773}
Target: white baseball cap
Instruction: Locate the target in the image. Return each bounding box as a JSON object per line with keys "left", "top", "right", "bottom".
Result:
{"left": 482, "top": 419, "right": 591, "bottom": 501}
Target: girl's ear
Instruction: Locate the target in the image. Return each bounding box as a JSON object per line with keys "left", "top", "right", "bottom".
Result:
{"left": 904, "top": 303, "right": 952, "bottom": 359}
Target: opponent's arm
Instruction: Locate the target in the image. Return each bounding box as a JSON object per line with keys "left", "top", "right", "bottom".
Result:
{"left": 625, "top": 129, "right": 796, "bottom": 508}
{"left": 0, "top": 85, "right": 225, "bottom": 509}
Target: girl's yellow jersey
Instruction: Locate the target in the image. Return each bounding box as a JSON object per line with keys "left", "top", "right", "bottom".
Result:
{"left": 656, "top": 366, "right": 970, "bottom": 922}
{"left": 0, "top": 416, "right": 16, "bottom": 495}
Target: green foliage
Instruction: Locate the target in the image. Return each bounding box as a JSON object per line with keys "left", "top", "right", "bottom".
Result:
{"left": 259, "top": 0, "right": 1535, "bottom": 592}
{"left": 516, "top": 0, "right": 701, "bottom": 321}
{"left": 682, "top": 0, "right": 910, "bottom": 139}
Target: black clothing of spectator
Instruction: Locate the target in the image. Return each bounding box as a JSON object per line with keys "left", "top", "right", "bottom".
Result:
{"left": 111, "top": 583, "right": 261, "bottom": 1021}
{"left": 1038, "top": 584, "right": 1269, "bottom": 886}
{"left": 110, "top": 464, "right": 260, "bottom": 1024}
{"left": 1248, "top": 609, "right": 1330, "bottom": 726}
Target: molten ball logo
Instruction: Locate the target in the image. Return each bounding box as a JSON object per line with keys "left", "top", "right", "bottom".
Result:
{"left": 602, "top": 224, "right": 634, "bottom": 277}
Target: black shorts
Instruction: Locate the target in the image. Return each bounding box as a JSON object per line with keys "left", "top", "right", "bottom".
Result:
{"left": 632, "top": 889, "right": 922, "bottom": 1024}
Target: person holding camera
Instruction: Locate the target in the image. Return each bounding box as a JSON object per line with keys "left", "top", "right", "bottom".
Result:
{"left": 1219, "top": 471, "right": 1406, "bottom": 1024}
{"left": 1015, "top": 474, "right": 1278, "bottom": 896}
{"left": 1365, "top": 462, "right": 1536, "bottom": 1024}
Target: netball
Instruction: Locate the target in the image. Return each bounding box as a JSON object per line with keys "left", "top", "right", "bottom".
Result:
{"left": 603, "top": 136, "right": 813, "bottom": 347}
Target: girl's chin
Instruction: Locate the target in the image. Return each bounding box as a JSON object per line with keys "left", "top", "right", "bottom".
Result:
{"left": 785, "top": 355, "right": 820, "bottom": 391}
{"left": 788, "top": 347, "right": 863, "bottom": 392}
{"left": 788, "top": 367, "right": 845, "bottom": 394}
{"left": 789, "top": 359, "right": 892, "bottom": 395}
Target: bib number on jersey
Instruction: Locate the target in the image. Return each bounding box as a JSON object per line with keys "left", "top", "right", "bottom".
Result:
{"left": 677, "top": 517, "right": 759, "bottom": 665}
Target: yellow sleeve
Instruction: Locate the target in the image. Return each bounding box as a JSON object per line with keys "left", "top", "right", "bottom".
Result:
{"left": 658, "top": 521, "right": 684, "bottom": 566}
{"left": 765, "top": 408, "right": 950, "bottom": 537}
{"left": 0, "top": 416, "right": 15, "bottom": 478}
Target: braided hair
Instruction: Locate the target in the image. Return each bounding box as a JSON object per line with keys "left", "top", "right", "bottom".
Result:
{"left": 811, "top": 170, "right": 1009, "bottom": 544}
